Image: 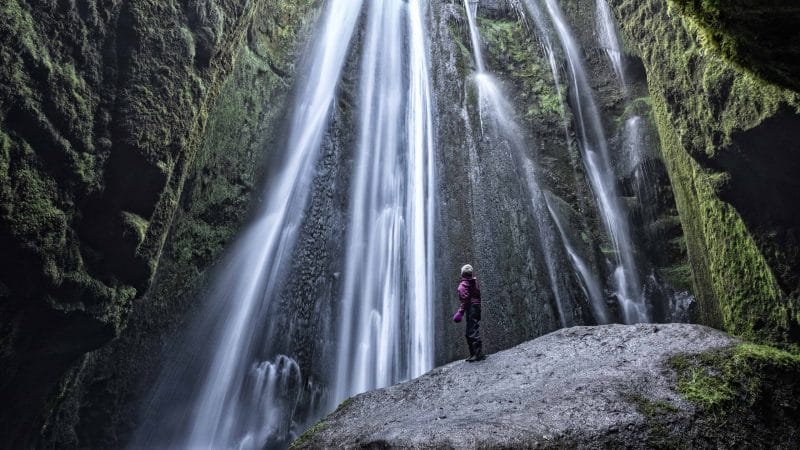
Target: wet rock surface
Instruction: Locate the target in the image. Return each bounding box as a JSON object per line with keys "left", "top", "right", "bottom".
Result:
{"left": 294, "top": 323, "right": 794, "bottom": 448}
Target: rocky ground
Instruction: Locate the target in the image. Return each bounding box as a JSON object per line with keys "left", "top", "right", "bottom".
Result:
{"left": 294, "top": 324, "right": 800, "bottom": 449}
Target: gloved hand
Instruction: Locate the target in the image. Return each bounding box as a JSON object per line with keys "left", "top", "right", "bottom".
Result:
{"left": 453, "top": 310, "right": 463, "bottom": 323}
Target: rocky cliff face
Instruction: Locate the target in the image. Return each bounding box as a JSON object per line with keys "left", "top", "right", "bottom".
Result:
{"left": 608, "top": 0, "right": 800, "bottom": 348}
{"left": 0, "top": 0, "right": 317, "bottom": 446}
{"left": 293, "top": 324, "right": 800, "bottom": 448}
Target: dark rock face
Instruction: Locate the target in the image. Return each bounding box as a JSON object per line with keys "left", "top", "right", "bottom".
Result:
{"left": 294, "top": 324, "right": 800, "bottom": 449}
{"left": 430, "top": 0, "right": 573, "bottom": 365}
{"left": 38, "top": 3, "right": 321, "bottom": 446}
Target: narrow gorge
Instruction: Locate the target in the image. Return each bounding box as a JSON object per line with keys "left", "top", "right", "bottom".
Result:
{"left": 1, "top": 0, "right": 798, "bottom": 448}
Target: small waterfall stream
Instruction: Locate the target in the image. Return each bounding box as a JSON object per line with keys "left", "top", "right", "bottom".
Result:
{"left": 538, "top": 0, "right": 649, "bottom": 323}
{"left": 596, "top": 0, "right": 626, "bottom": 88}
{"left": 520, "top": 0, "right": 611, "bottom": 323}
{"left": 595, "top": 0, "right": 659, "bottom": 236}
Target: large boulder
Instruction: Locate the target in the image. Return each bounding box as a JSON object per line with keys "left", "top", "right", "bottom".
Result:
{"left": 294, "top": 324, "right": 800, "bottom": 448}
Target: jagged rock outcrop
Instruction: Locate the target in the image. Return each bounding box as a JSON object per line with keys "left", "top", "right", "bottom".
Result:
{"left": 607, "top": 0, "right": 800, "bottom": 347}
{"left": 294, "top": 324, "right": 800, "bottom": 449}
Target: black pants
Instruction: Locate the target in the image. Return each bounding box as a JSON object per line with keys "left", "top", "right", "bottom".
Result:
{"left": 465, "top": 303, "right": 482, "bottom": 356}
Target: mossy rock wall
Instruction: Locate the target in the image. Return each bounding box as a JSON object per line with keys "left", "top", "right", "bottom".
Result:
{"left": 608, "top": 0, "right": 800, "bottom": 347}
{"left": 670, "top": 0, "right": 800, "bottom": 93}
{"left": 0, "top": 0, "right": 317, "bottom": 446}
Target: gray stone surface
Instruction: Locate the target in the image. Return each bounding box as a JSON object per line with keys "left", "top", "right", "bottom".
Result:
{"left": 295, "top": 324, "right": 735, "bottom": 448}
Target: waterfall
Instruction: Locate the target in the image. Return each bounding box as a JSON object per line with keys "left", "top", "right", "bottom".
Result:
{"left": 407, "top": 0, "right": 437, "bottom": 380}
{"left": 535, "top": 0, "right": 649, "bottom": 323}
{"left": 127, "top": 1, "right": 675, "bottom": 448}
{"left": 596, "top": 0, "right": 657, "bottom": 229}
{"left": 545, "top": 194, "right": 611, "bottom": 324}
{"left": 463, "top": 0, "right": 575, "bottom": 327}
{"left": 332, "top": 0, "right": 437, "bottom": 406}
{"left": 129, "top": 1, "right": 364, "bottom": 448}
{"left": 132, "top": 0, "right": 439, "bottom": 446}
{"left": 464, "top": 0, "right": 486, "bottom": 73}
{"left": 596, "top": 0, "right": 626, "bottom": 88}
{"left": 519, "top": 0, "right": 613, "bottom": 324}
{"left": 624, "top": 115, "right": 657, "bottom": 226}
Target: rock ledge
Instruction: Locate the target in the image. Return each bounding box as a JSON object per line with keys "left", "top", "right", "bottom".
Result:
{"left": 294, "top": 324, "right": 800, "bottom": 448}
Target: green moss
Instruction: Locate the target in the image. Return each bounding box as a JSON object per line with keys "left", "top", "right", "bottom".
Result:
{"left": 615, "top": 96, "right": 653, "bottom": 129}
{"left": 662, "top": 261, "right": 693, "bottom": 292}
{"left": 639, "top": 397, "right": 680, "bottom": 417}
{"left": 288, "top": 419, "right": 329, "bottom": 449}
{"left": 447, "top": 21, "right": 473, "bottom": 78}
{"left": 0, "top": 130, "right": 10, "bottom": 180}
{"left": 0, "top": 137, "right": 67, "bottom": 255}
{"left": 289, "top": 397, "right": 354, "bottom": 449}
{"left": 626, "top": 394, "right": 683, "bottom": 448}
{"left": 2, "top": 0, "right": 51, "bottom": 73}
{"left": 477, "top": 16, "right": 564, "bottom": 121}
{"left": 121, "top": 212, "right": 149, "bottom": 248}
{"left": 670, "top": 0, "right": 800, "bottom": 92}
{"left": 335, "top": 396, "right": 354, "bottom": 413}
{"left": 672, "top": 343, "right": 800, "bottom": 413}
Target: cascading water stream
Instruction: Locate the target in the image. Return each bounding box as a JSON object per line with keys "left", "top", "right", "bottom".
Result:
{"left": 519, "top": 0, "right": 611, "bottom": 323}
{"left": 538, "top": 0, "right": 649, "bottom": 323}
{"left": 595, "top": 1, "right": 658, "bottom": 231}
{"left": 130, "top": 1, "right": 364, "bottom": 448}
{"left": 545, "top": 194, "right": 610, "bottom": 324}
{"left": 623, "top": 115, "right": 657, "bottom": 226}
{"left": 596, "top": 0, "right": 626, "bottom": 88}
{"left": 333, "top": 0, "right": 436, "bottom": 405}
{"left": 406, "top": 0, "right": 437, "bottom": 381}
{"left": 463, "top": 0, "right": 574, "bottom": 327}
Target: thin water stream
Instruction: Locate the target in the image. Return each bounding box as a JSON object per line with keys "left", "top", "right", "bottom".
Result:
{"left": 539, "top": 0, "right": 649, "bottom": 323}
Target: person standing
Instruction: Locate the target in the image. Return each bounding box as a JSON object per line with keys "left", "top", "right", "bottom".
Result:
{"left": 452, "top": 264, "right": 485, "bottom": 362}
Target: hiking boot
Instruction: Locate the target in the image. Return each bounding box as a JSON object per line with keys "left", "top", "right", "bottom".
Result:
{"left": 473, "top": 349, "right": 485, "bottom": 361}
{"left": 465, "top": 355, "right": 477, "bottom": 362}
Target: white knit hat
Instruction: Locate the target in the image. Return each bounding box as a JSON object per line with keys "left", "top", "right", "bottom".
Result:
{"left": 461, "top": 264, "right": 473, "bottom": 275}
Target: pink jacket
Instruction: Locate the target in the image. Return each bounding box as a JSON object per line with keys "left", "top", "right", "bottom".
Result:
{"left": 457, "top": 276, "right": 481, "bottom": 312}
